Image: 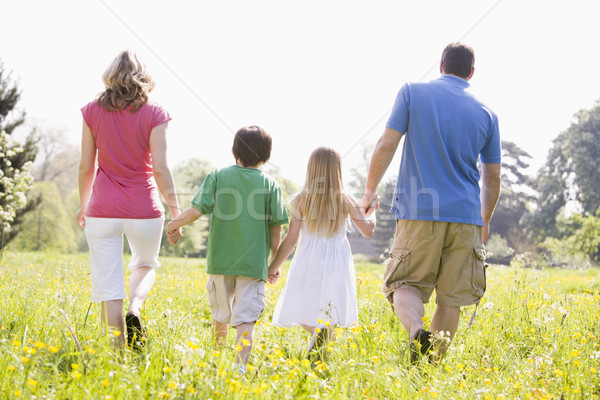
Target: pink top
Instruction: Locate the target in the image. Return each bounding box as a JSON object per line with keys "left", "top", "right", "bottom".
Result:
{"left": 81, "top": 100, "right": 171, "bottom": 219}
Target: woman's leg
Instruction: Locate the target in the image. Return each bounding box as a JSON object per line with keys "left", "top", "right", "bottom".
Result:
{"left": 101, "top": 299, "right": 125, "bottom": 345}
{"left": 127, "top": 266, "right": 156, "bottom": 316}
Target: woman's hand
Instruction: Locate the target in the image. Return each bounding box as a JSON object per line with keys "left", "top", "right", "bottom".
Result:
{"left": 76, "top": 208, "right": 86, "bottom": 228}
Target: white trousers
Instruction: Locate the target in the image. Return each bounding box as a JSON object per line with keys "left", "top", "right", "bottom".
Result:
{"left": 85, "top": 217, "right": 164, "bottom": 303}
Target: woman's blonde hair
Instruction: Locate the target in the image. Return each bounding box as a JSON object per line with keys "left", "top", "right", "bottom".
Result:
{"left": 293, "top": 147, "right": 350, "bottom": 237}
{"left": 97, "top": 50, "right": 155, "bottom": 112}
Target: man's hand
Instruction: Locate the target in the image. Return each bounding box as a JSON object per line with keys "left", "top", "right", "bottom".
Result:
{"left": 360, "top": 191, "right": 379, "bottom": 217}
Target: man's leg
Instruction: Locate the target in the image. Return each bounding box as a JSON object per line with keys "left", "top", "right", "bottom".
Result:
{"left": 430, "top": 305, "right": 460, "bottom": 362}
{"left": 393, "top": 287, "right": 425, "bottom": 340}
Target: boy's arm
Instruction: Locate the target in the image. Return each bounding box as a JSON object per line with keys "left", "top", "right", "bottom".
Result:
{"left": 269, "top": 225, "right": 282, "bottom": 257}
{"left": 267, "top": 214, "right": 301, "bottom": 277}
{"left": 167, "top": 207, "right": 203, "bottom": 233}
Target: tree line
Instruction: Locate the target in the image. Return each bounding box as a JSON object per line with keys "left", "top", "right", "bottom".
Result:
{"left": 1, "top": 58, "right": 599, "bottom": 265}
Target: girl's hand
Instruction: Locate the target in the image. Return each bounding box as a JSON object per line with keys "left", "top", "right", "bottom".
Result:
{"left": 76, "top": 208, "right": 86, "bottom": 228}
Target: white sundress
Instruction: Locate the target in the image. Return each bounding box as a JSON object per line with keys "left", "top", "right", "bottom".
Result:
{"left": 272, "top": 221, "right": 358, "bottom": 327}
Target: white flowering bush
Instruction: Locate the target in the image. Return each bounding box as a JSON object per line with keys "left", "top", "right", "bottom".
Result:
{"left": 0, "top": 130, "right": 34, "bottom": 230}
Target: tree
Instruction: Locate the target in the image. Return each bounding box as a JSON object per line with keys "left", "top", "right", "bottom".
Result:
{"left": 531, "top": 100, "right": 600, "bottom": 238}
{"left": 9, "top": 181, "right": 75, "bottom": 252}
{"left": 370, "top": 179, "right": 397, "bottom": 258}
{"left": 160, "top": 158, "right": 214, "bottom": 258}
{"left": 32, "top": 124, "right": 79, "bottom": 200}
{"left": 542, "top": 208, "right": 600, "bottom": 264}
{"left": 489, "top": 141, "right": 537, "bottom": 253}
{"left": 0, "top": 131, "right": 34, "bottom": 253}
{"left": 0, "top": 59, "right": 38, "bottom": 249}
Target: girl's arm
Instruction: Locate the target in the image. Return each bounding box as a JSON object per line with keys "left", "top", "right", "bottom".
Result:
{"left": 76, "top": 120, "right": 97, "bottom": 228}
{"left": 346, "top": 195, "right": 376, "bottom": 237}
{"left": 150, "top": 121, "right": 181, "bottom": 219}
{"left": 267, "top": 211, "right": 302, "bottom": 277}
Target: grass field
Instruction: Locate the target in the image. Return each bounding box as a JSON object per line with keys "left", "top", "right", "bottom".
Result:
{"left": 1, "top": 251, "right": 600, "bottom": 399}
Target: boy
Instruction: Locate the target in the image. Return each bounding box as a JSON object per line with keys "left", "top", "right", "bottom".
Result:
{"left": 166, "top": 126, "right": 288, "bottom": 373}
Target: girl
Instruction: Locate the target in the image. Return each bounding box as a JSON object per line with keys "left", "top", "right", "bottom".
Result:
{"left": 268, "top": 147, "right": 375, "bottom": 357}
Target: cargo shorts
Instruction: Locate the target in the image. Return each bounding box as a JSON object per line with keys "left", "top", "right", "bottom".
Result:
{"left": 382, "top": 220, "right": 487, "bottom": 307}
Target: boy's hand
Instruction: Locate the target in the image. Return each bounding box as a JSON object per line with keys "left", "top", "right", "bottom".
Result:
{"left": 167, "top": 229, "right": 182, "bottom": 245}
{"left": 166, "top": 220, "right": 183, "bottom": 245}
{"left": 267, "top": 268, "right": 281, "bottom": 284}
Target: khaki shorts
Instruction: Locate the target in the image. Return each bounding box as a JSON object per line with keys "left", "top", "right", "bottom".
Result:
{"left": 206, "top": 275, "right": 265, "bottom": 326}
{"left": 382, "top": 220, "right": 487, "bottom": 307}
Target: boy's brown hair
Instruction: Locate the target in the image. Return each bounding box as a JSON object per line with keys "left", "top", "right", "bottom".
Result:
{"left": 232, "top": 126, "right": 272, "bottom": 167}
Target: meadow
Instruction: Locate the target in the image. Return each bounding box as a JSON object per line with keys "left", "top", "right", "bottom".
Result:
{"left": 1, "top": 251, "right": 599, "bottom": 399}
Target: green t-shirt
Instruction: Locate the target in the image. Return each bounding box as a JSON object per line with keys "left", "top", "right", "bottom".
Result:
{"left": 191, "top": 165, "right": 288, "bottom": 281}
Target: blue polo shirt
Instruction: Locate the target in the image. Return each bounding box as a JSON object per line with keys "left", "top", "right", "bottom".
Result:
{"left": 386, "top": 75, "right": 501, "bottom": 226}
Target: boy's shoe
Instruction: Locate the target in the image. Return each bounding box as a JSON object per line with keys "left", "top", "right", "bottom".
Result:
{"left": 125, "top": 313, "right": 146, "bottom": 351}
{"left": 236, "top": 364, "right": 248, "bottom": 375}
{"left": 409, "top": 328, "right": 432, "bottom": 364}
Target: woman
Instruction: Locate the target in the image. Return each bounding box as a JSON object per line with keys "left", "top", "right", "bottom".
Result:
{"left": 77, "top": 50, "right": 180, "bottom": 350}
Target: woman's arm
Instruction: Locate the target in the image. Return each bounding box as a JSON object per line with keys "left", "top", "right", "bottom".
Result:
{"left": 267, "top": 211, "right": 301, "bottom": 277}
{"left": 77, "top": 120, "right": 97, "bottom": 228}
{"left": 150, "top": 121, "right": 181, "bottom": 219}
{"left": 347, "top": 195, "right": 376, "bottom": 238}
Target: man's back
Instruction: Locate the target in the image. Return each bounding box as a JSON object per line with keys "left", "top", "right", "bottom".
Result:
{"left": 387, "top": 75, "right": 501, "bottom": 225}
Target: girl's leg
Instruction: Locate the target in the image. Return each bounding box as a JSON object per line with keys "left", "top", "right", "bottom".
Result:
{"left": 212, "top": 319, "right": 228, "bottom": 347}
{"left": 234, "top": 323, "right": 254, "bottom": 366}
{"left": 127, "top": 266, "right": 156, "bottom": 317}
{"left": 101, "top": 300, "right": 125, "bottom": 346}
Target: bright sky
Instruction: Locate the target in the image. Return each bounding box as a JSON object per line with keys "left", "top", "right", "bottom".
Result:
{"left": 2, "top": 0, "right": 599, "bottom": 186}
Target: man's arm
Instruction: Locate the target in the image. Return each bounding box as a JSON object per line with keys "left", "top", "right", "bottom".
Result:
{"left": 480, "top": 163, "right": 501, "bottom": 243}
{"left": 361, "top": 127, "right": 403, "bottom": 215}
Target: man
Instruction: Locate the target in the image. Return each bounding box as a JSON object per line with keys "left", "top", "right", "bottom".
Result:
{"left": 361, "top": 42, "right": 501, "bottom": 363}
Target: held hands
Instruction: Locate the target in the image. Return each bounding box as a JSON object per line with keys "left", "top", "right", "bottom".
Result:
{"left": 360, "top": 190, "right": 380, "bottom": 217}
{"left": 267, "top": 266, "right": 281, "bottom": 284}
{"left": 166, "top": 220, "right": 183, "bottom": 245}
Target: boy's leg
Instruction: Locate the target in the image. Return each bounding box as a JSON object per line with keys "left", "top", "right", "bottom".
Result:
{"left": 234, "top": 323, "right": 255, "bottom": 365}
{"left": 230, "top": 276, "right": 265, "bottom": 368}
{"left": 212, "top": 319, "right": 228, "bottom": 346}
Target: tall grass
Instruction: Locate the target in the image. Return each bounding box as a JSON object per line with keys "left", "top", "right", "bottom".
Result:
{"left": 1, "top": 251, "right": 599, "bottom": 399}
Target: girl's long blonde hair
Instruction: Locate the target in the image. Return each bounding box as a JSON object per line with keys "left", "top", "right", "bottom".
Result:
{"left": 293, "top": 147, "right": 350, "bottom": 237}
{"left": 97, "top": 50, "right": 155, "bottom": 112}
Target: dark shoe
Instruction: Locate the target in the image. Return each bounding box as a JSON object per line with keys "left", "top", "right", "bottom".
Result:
{"left": 126, "top": 313, "right": 146, "bottom": 351}
{"left": 409, "top": 329, "right": 432, "bottom": 364}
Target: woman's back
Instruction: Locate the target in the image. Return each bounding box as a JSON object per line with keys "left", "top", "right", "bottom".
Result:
{"left": 82, "top": 100, "right": 171, "bottom": 219}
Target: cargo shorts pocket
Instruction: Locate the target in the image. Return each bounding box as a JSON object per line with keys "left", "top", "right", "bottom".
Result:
{"left": 255, "top": 284, "right": 266, "bottom": 315}
{"left": 471, "top": 246, "right": 487, "bottom": 298}
{"left": 382, "top": 246, "right": 411, "bottom": 294}
{"left": 206, "top": 279, "right": 219, "bottom": 315}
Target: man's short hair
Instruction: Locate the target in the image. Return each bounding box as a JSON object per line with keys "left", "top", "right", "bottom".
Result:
{"left": 232, "top": 125, "right": 272, "bottom": 167}
{"left": 441, "top": 42, "right": 475, "bottom": 79}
